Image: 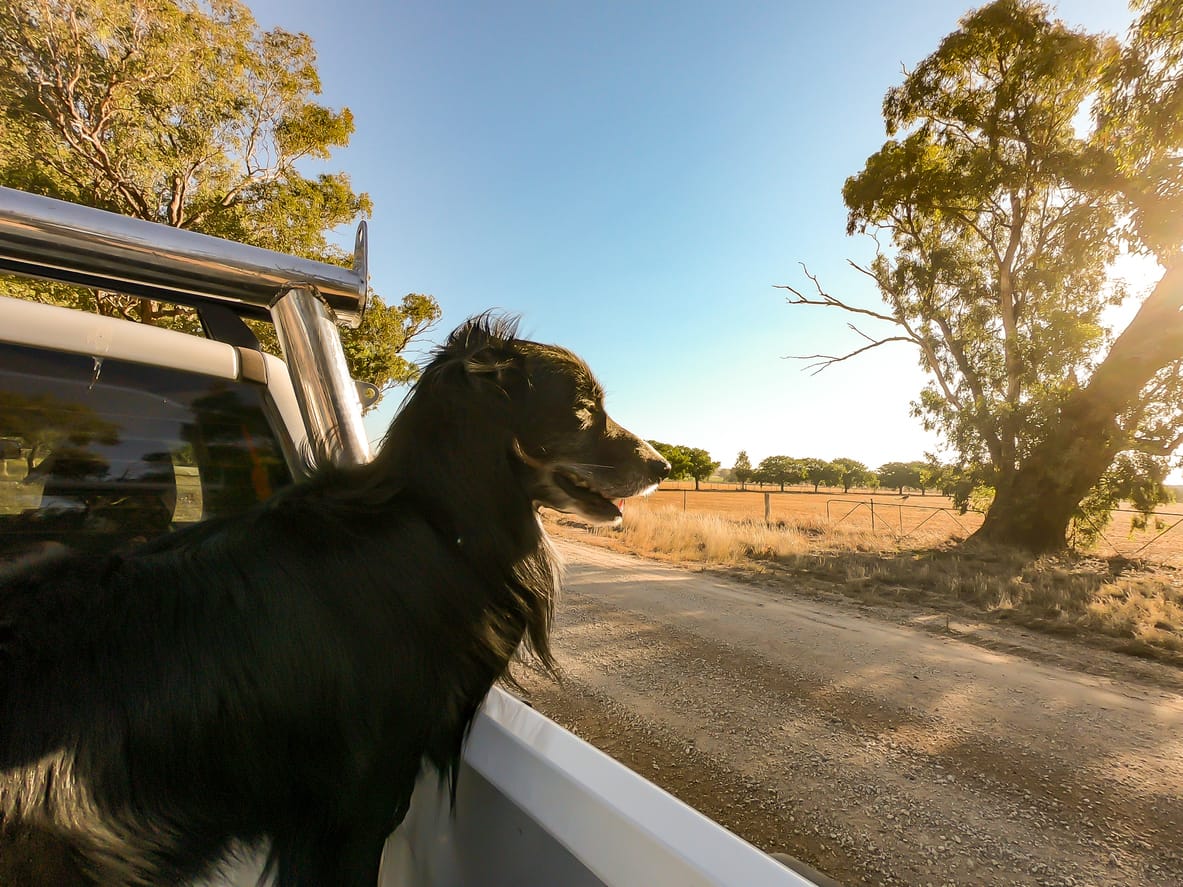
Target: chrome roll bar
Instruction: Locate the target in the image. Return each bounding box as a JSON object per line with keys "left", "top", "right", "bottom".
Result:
{"left": 272, "top": 286, "right": 373, "bottom": 466}
{"left": 0, "top": 186, "right": 369, "bottom": 327}
{"left": 0, "top": 187, "right": 374, "bottom": 467}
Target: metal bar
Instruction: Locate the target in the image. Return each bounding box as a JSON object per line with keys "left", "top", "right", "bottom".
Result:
{"left": 902, "top": 508, "right": 968, "bottom": 540}
{"left": 0, "top": 187, "right": 368, "bottom": 327}
{"left": 271, "top": 286, "right": 373, "bottom": 467}
{"left": 1130, "top": 515, "right": 1183, "bottom": 557}
{"left": 1073, "top": 511, "right": 1119, "bottom": 554}
{"left": 831, "top": 501, "right": 868, "bottom": 524}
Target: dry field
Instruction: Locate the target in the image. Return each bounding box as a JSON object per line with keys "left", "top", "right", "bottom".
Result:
{"left": 648, "top": 483, "right": 1183, "bottom": 564}
{"left": 636, "top": 485, "right": 981, "bottom": 547}
{"left": 548, "top": 483, "right": 1183, "bottom": 664}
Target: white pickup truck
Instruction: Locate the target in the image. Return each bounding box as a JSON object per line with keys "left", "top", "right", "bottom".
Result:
{"left": 0, "top": 186, "right": 823, "bottom": 887}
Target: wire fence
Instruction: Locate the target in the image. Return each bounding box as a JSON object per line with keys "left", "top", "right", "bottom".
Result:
{"left": 823, "top": 498, "right": 977, "bottom": 542}
{"left": 636, "top": 485, "right": 1183, "bottom": 564}
{"left": 1071, "top": 507, "right": 1183, "bottom": 563}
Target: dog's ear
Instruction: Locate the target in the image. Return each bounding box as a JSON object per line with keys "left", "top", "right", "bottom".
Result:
{"left": 454, "top": 315, "right": 526, "bottom": 391}
{"left": 463, "top": 346, "right": 523, "bottom": 386}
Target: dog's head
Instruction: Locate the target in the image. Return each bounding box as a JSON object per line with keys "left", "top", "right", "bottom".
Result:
{"left": 438, "top": 316, "right": 669, "bottom": 524}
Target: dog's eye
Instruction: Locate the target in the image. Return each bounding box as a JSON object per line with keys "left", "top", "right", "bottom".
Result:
{"left": 576, "top": 402, "right": 607, "bottom": 431}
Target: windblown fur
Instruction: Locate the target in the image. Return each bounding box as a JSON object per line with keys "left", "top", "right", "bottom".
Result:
{"left": 0, "top": 315, "right": 668, "bottom": 886}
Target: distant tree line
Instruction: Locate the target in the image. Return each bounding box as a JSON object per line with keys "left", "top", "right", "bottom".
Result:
{"left": 735, "top": 453, "right": 885, "bottom": 495}
{"left": 647, "top": 442, "right": 1159, "bottom": 517}
{"left": 726, "top": 451, "right": 1173, "bottom": 519}
{"left": 655, "top": 445, "right": 973, "bottom": 499}
{"left": 728, "top": 452, "right": 997, "bottom": 505}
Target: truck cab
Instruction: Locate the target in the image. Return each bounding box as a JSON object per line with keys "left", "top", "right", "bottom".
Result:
{"left": 0, "top": 186, "right": 814, "bottom": 886}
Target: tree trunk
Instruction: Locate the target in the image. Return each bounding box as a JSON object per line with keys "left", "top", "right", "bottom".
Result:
{"left": 974, "top": 264, "right": 1183, "bottom": 552}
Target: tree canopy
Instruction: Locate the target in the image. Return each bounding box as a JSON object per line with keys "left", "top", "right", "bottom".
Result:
{"left": 732, "top": 451, "right": 753, "bottom": 488}
{"left": 877, "top": 461, "right": 924, "bottom": 495}
{"left": 649, "top": 441, "right": 717, "bottom": 489}
{"left": 751, "top": 455, "right": 803, "bottom": 491}
{"left": 0, "top": 0, "right": 439, "bottom": 397}
{"left": 783, "top": 0, "right": 1183, "bottom": 551}
{"left": 831, "top": 457, "right": 873, "bottom": 493}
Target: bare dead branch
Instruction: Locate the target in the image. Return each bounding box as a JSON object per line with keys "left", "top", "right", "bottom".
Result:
{"left": 775, "top": 263, "right": 902, "bottom": 327}
{"left": 785, "top": 335, "right": 917, "bottom": 375}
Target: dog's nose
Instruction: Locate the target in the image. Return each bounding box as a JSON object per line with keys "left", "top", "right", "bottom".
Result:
{"left": 648, "top": 455, "right": 671, "bottom": 480}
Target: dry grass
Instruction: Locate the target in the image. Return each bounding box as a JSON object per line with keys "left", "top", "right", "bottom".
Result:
{"left": 606, "top": 505, "right": 882, "bottom": 565}
{"left": 552, "top": 499, "right": 1183, "bottom": 665}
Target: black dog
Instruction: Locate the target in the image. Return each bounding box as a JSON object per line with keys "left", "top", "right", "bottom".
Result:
{"left": 0, "top": 316, "right": 669, "bottom": 886}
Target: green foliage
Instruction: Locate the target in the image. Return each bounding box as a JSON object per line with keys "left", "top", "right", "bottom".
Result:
{"left": 732, "top": 451, "right": 753, "bottom": 487}
{"left": 339, "top": 294, "right": 441, "bottom": 396}
{"left": 790, "top": 0, "right": 1183, "bottom": 547}
{"left": 922, "top": 460, "right": 994, "bottom": 512}
{"left": 752, "top": 455, "right": 804, "bottom": 491}
{"left": 0, "top": 0, "right": 438, "bottom": 391}
{"left": 918, "top": 459, "right": 949, "bottom": 496}
{"left": 648, "top": 442, "right": 717, "bottom": 489}
{"left": 967, "top": 484, "right": 996, "bottom": 515}
{"left": 1072, "top": 452, "right": 1171, "bottom": 545}
{"left": 830, "top": 457, "right": 872, "bottom": 493}
{"left": 1094, "top": 0, "right": 1183, "bottom": 258}
{"left": 795, "top": 457, "right": 830, "bottom": 492}
{"left": 648, "top": 441, "right": 691, "bottom": 480}
{"left": 685, "top": 448, "right": 720, "bottom": 485}
{"left": 877, "top": 461, "right": 922, "bottom": 494}
{"left": 809, "top": 459, "right": 842, "bottom": 492}
{"left": 843, "top": 0, "right": 1119, "bottom": 477}
{"left": 248, "top": 293, "right": 441, "bottom": 408}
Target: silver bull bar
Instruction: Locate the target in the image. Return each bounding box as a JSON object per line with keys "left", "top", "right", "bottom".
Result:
{"left": 0, "top": 186, "right": 373, "bottom": 465}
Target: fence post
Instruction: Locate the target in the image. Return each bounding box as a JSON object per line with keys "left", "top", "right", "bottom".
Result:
{"left": 683, "top": 490, "right": 687, "bottom": 511}
{"left": 764, "top": 492, "right": 771, "bottom": 523}
{"left": 870, "top": 500, "right": 876, "bottom": 531}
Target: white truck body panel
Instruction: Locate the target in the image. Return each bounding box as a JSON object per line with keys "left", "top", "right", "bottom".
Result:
{"left": 205, "top": 688, "right": 812, "bottom": 887}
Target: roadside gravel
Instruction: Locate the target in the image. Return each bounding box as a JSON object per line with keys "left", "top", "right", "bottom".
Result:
{"left": 517, "top": 539, "right": 1183, "bottom": 887}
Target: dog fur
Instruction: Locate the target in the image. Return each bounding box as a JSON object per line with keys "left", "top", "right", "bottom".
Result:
{"left": 0, "top": 316, "right": 669, "bottom": 886}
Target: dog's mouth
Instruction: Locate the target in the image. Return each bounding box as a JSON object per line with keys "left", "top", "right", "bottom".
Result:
{"left": 550, "top": 467, "right": 624, "bottom": 524}
{"left": 514, "top": 439, "right": 662, "bottom": 526}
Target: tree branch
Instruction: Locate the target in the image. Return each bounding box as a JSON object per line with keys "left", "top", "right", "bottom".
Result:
{"left": 775, "top": 264, "right": 902, "bottom": 326}
{"left": 1129, "top": 431, "right": 1183, "bottom": 457}
{"left": 786, "top": 335, "right": 919, "bottom": 375}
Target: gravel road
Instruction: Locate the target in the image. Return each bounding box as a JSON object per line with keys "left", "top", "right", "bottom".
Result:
{"left": 517, "top": 539, "right": 1183, "bottom": 887}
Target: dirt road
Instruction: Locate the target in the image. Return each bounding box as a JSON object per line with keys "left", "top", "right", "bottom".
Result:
{"left": 517, "top": 539, "right": 1183, "bottom": 887}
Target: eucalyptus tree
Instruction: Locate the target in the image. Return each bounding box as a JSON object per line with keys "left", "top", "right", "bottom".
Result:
{"left": 0, "top": 0, "right": 438, "bottom": 396}
{"left": 784, "top": 0, "right": 1183, "bottom": 551}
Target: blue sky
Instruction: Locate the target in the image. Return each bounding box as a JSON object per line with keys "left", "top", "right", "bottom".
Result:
{"left": 247, "top": 0, "right": 1140, "bottom": 473}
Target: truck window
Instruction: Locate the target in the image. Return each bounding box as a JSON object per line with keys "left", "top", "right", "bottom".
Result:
{"left": 0, "top": 341, "right": 291, "bottom": 561}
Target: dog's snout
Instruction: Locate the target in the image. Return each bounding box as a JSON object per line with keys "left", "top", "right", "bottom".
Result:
{"left": 634, "top": 438, "right": 671, "bottom": 483}
{"left": 648, "top": 454, "right": 671, "bottom": 481}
